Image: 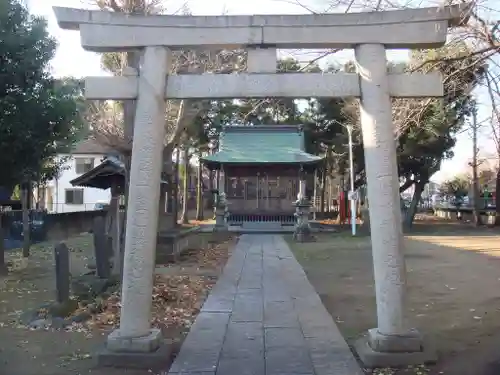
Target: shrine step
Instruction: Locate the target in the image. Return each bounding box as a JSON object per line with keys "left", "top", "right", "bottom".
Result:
{"left": 242, "top": 221, "right": 282, "bottom": 230}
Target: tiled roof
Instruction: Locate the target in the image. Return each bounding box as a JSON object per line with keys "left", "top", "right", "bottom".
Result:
{"left": 72, "top": 138, "right": 114, "bottom": 155}
{"left": 70, "top": 156, "right": 125, "bottom": 190}
{"left": 201, "top": 125, "right": 323, "bottom": 165}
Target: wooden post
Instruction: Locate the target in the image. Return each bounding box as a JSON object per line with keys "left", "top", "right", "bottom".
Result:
{"left": 110, "top": 184, "right": 121, "bottom": 276}
{"left": 256, "top": 172, "right": 260, "bottom": 210}
{"left": 220, "top": 164, "right": 225, "bottom": 194}
{"left": 266, "top": 173, "right": 269, "bottom": 210}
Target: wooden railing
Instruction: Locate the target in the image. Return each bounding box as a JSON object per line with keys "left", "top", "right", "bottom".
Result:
{"left": 228, "top": 213, "right": 295, "bottom": 225}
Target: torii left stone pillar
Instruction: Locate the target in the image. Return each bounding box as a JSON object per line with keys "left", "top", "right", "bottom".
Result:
{"left": 103, "top": 46, "right": 171, "bottom": 364}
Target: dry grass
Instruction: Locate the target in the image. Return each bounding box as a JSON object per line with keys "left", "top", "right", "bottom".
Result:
{"left": 288, "top": 230, "right": 500, "bottom": 375}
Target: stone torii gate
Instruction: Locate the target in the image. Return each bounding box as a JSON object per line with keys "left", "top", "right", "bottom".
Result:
{"left": 54, "top": 5, "right": 467, "bottom": 367}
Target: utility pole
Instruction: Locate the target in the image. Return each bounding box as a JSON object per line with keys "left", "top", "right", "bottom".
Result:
{"left": 470, "top": 100, "right": 482, "bottom": 226}
{"left": 346, "top": 125, "right": 357, "bottom": 235}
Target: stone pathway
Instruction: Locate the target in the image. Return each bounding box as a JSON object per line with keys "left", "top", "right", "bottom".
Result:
{"left": 168, "top": 234, "right": 363, "bottom": 375}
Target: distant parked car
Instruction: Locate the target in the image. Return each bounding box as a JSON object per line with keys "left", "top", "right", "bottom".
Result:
{"left": 9, "top": 211, "right": 46, "bottom": 241}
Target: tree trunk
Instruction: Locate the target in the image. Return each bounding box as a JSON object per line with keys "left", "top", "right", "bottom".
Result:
{"left": 214, "top": 169, "right": 220, "bottom": 219}
{"left": 338, "top": 173, "right": 346, "bottom": 225}
{"left": 495, "top": 167, "right": 500, "bottom": 226}
{"left": 0, "top": 213, "right": 6, "bottom": 274}
{"left": 399, "top": 179, "right": 414, "bottom": 193}
{"left": 180, "top": 147, "right": 190, "bottom": 224}
{"left": 208, "top": 168, "right": 214, "bottom": 208}
{"left": 472, "top": 165, "right": 482, "bottom": 227}
{"left": 172, "top": 147, "right": 181, "bottom": 226}
{"left": 471, "top": 106, "right": 482, "bottom": 226}
{"left": 55, "top": 178, "right": 59, "bottom": 213}
{"left": 312, "top": 169, "right": 317, "bottom": 220}
{"left": 166, "top": 172, "right": 174, "bottom": 213}
{"left": 21, "top": 182, "right": 30, "bottom": 258}
{"left": 196, "top": 152, "right": 203, "bottom": 221}
{"left": 320, "top": 167, "right": 326, "bottom": 214}
{"left": 39, "top": 184, "right": 46, "bottom": 210}
{"left": 404, "top": 181, "right": 425, "bottom": 229}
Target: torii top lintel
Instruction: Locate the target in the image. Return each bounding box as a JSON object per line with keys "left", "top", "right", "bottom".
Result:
{"left": 53, "top": 4, "right": 470, "bottom": 52}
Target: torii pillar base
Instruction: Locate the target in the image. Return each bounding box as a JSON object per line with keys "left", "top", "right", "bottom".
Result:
{"left": 354, "top": 329, "right": 436, "bottom": 368}
{"left": 98, "top": 329, "right": 173, "bottom": 370}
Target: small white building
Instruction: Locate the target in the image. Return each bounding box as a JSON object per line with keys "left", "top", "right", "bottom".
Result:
{"left": 45, "top": 139, "right": 113, "bottom": 213}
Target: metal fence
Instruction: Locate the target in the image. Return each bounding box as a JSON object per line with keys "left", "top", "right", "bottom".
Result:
{"left": 47, "top": 203, "right": 107, "bottom": 213}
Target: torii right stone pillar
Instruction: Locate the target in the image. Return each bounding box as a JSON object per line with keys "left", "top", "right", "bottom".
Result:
{"left": 354, "top": 44, "right": 435, "bottom": 367}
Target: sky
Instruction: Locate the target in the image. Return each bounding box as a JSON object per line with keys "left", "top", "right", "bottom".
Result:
{"left": 29, "top": 0, "right": 498, "bottom": 183}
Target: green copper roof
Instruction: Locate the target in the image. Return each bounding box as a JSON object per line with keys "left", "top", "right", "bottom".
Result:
{"left": 201, "top": 125, "right": 323, "bottom": 165}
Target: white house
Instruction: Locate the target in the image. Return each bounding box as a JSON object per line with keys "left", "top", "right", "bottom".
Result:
{"left": 45, "top": 139, "right": 113, "bottom": 213}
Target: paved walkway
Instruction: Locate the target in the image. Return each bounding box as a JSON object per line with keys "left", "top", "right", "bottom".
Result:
{"left": 168, "top": 234, "right": 363, "bottom": 375}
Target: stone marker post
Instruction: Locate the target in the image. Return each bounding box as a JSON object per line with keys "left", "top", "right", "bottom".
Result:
{"left": 93, "top": 216, "right": 111, "bottom": 279}
{"left": 54, "top": 243, "right": 70, "bottom": 303}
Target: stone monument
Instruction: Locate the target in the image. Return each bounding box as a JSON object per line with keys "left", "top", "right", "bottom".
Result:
{"left": 214, "top": 192, "right": 229, "bottom": 231}
{"left": 293, "top": 167, "right": 313, "bottom": 242}
{"left": 293, "top": 196, "right": 313, "bottom": 242}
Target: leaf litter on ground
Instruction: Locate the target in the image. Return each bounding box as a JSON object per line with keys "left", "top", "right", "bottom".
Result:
{"left": 1, "top": 233, "right": 233, "bottom": 340}
{"left": 83, "top": 236, "right": 233, "bottom": 333}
